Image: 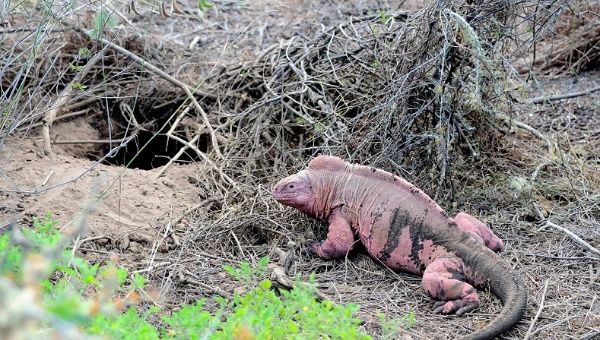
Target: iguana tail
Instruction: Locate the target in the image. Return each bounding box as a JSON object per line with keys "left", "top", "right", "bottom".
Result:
{"left": 463, "top": 256, "right": 528, "bottom": 340}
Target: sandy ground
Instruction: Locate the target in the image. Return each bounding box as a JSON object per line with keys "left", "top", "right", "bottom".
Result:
{"left": 0, "top": 130, "right": 207, "bottom": 253}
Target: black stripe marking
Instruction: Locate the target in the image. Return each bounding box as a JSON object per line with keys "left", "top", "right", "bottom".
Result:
{"left": 379, "top": 208, "right": 410, "bottom": 262}
{"left": 408, "top": 209, "right": 428, "bottom": 272}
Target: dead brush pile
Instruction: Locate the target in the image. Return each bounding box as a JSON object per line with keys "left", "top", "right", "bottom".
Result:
{"left": 221, "top": 0, "right": 565, "bottom": 199}
{"left": 2, "top": 1, "right": 567, "bottom": 196}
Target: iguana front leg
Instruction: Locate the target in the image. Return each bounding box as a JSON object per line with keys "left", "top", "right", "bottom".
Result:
{"left": 310, "top": 208, "right": 354, "bottom": 259}
{"left": 422, "top": 255, "right": 480, "bottom": 316}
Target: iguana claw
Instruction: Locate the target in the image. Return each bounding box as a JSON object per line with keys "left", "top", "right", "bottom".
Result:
{"left": 433, "top": 298, "right": 479, "bottom": 316}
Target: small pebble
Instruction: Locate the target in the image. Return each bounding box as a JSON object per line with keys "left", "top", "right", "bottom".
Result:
{"left": 129, "top": 241, "right": 143, "bottom": 253}
{"left": 96, "top": 238, "right": 108, "bottom": 246}
{"left": 161, "top": 178, "right": 175, "bottom": 188}
{"left": 118, "top": 237, "right": 130, "bottom": 251}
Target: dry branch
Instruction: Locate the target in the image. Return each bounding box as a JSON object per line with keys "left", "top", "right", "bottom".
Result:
{"left": 18, "top": 109, "right": 92, "bottom": 131}
{"left": 70, "top": 26, "right": 217, "bottom": 99}
{"left": 165, "top": 132, "right": 234, "bottom": 186}
{"left": 156, "top": 133, "right": 201, "bottom": 178}
{"left": 534, "top": 203, "right": 600, "bottom": 257}
{"left": 496, "top": 112, "right": 556, "bottom": 153}
{"left": 41, "top": 49, "right": 106, "bottom": 158}
{"left": 270, "top": 265, "right": 331, "bottom": 302}
{"left": 51, "top": 137, "right": 132, "bottom": 144}
{"left": 523, "top": 279, "right": 550, "bottom": 340}
{"left": 529, "top": 84, "right": 600, "bottom": 103}
{"left": 180, "top": 85, "right": 222, "bottom": 157}
{"left": 180, "top": 272, "right": 232, "bottom": 299}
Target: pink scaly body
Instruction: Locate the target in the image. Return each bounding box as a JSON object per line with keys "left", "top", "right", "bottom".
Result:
{"left": 272, "top": 155, "right": 526, "bottom": 340}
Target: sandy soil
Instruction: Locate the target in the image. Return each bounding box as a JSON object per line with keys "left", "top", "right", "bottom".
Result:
{"left": 0, "top": 131, "right": 207, "bottom": 253}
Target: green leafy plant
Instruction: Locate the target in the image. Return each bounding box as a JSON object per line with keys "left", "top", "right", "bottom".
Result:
{"left": 78, "top": 47, "right": 91, "bottom": 57}
{"left": 378, "top": 9, "right": 390, "bottom": 24}
{"left": 214, "top": 261, "right": 370, "bottom": 339}
{"left": 222, "top": 255, "right": 269, "bottom": 285}
{"left": 88, "top": 307, "right": 160, "bottom": 339}
{"left": 1, "top": 215, "right": 375, "bottom": 339}
{"left": 0, "top": 213, "right": 146, "bottom": 337}
{"left": 378, "top": 311, "right": 417, "bottom": 339}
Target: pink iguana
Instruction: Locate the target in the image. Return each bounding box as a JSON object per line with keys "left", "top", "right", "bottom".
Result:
{"left": 271, "top": 155, "right": 527, "bottom": 340}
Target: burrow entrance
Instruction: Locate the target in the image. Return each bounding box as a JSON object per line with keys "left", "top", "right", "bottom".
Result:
{"left": 98, "top": 129, "right": 209, "bottom": 170}
{"left": 66, "top": 97, "right": 210, "bottom": 171}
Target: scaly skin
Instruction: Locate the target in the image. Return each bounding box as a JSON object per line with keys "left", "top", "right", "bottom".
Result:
{"left": 272, "top": 155, "right": 527, "bottom": 340}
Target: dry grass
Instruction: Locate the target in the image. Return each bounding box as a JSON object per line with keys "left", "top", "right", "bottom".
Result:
{"left": 1, "top": 0, "right": 599, "bottom": 339}
{"left": 526, "top": 1, "right": 600, "bottom": 75}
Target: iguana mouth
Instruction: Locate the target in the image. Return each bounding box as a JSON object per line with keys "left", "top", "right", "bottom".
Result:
{"left": 270, "top": 188, "right": 294, "bottom": 203}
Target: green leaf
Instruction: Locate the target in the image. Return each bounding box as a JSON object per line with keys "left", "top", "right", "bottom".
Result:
{"left": 78, "top": 47, "right": 91, "bottom": 57}
{"left": 378, "top": 9, "right": 390, "bottom": 24}
{"left": 133, "top": 272, "right": 146, "bottom": 289}
{"left": 69, "top": 63, "right": 84, "bottom": 72}
{"left": 92, "top": 8, "right": 118, "bottom": 39}
{"left": 198, "top": 0, "right": 213, "bottom": 11}
{"left": 71, "top": 82, "right": 87, "bottom": 91}
{"left": 258, "top": 256, "right": 269, "bottom": 270}
{"left": 258, "top": 279, "right": 272, "bottom": 290}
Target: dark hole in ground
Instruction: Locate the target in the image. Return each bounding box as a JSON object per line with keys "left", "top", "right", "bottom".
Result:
{"left": 99, "top": 130, "right": 207, "bottom": 170}
{"left": 84, "top": 97, "right": 210, "bottom": 170}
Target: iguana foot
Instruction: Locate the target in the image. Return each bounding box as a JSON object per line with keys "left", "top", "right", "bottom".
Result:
{"left": 308, "top": 240, "right": 334, "bottom": 259}
{"left": 432, "top": 295, "right": 479, "bottom": 316}
{"left": 422, "top": 255, "right": 480, "bottom": 316}
{"left": 454, "top": 212, "right": 504, "bottom": 252}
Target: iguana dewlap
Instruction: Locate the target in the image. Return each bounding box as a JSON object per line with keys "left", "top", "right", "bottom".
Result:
{"left": 271, "top": 155, "right": 527, "bottom": 340}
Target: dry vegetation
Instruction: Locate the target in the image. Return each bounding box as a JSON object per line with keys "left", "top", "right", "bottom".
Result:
{"left": 1, "top": 0, "right": 599, "bottom": 339}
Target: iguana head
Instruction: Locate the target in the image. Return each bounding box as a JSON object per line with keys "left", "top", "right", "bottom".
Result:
{"left": 271, "top": 170, "right": 315, "bottom": 214}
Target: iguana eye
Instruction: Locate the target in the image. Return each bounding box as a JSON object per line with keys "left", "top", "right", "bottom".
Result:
{"left": 289, "top": 184, "right": 295, "bottom": 189}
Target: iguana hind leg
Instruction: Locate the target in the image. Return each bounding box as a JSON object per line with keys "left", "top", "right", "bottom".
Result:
{"left": 422, "top": 255, "right": 479, "bottom": 316}
{"left": 454, "top": 212, "right": 504, "bottom": 252}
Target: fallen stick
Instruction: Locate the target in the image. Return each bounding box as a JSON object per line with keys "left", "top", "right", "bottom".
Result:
{"left": 529, "top": 84, "right": 600, "bottom": 104}
{"left": 163, "top": 198, "right": 217, "bottom": 233}
{"left": 180, "top": 272, "right": 232, "bottom": 299}
{"left": 523, "top": 279, "right": 550, "bottom": 340}
{"left": 542, "top": 220, "right": 600, "bottom": 257}
{"left": 534, "top": 203, "right": 600, "bottom": 257}
{"left": 18, "top": 109, "right": 93, "bottom": 131}
{"left": 51, "top": 137, "right": 130, "bottom": 144}
{"left": 496, "top": 112, "right": 555, "bottom": 153}
{"left": 270, "top": 265, "right": 331, "bottom": 301}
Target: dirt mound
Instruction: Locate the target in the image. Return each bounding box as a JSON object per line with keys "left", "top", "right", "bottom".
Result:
{"left": 0, "top": 134, "right": 207, "bottom": 253}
